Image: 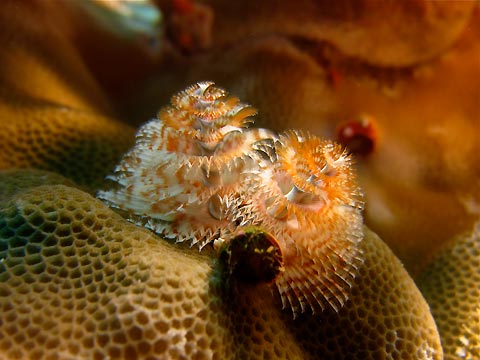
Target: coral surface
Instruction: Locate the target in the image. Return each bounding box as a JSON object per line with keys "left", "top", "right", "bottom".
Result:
{"left": 417, "top": 222, "right": 480, "bottom": 360}
{"left": 0, "top": 107, "right": 134, "bottom": 189}
{"left": 157, "top": 0, "right": 475, "bottom": 66}
{"left": 0, "top": 170, "right": 441, "bottom": 359}
{"left": 0, "top": 0, "right": 136, "bottom": 189}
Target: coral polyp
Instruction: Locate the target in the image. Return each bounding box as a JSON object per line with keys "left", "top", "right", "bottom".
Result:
{"left": 98, "top": 82, "right": 364, "bottom": 316}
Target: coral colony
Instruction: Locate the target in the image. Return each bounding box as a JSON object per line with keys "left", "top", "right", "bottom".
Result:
{"left": 98, "top": 82, "right": 364, "bottom": 316}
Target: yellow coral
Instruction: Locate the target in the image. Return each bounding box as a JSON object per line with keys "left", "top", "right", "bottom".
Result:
{"left": 0, "top": 106, "right": 134, "bottom": 189}
{"left": 0, "top": 169, "right": 76, "bottom": 202}
{"left": 0, "top": 170, "right": 442, "bottom": 359}
{"left": 0, "top": 1, "right": 136, "bottom": 189}
{"left": 417, "top": 222, "right": 480, "bottom": 360}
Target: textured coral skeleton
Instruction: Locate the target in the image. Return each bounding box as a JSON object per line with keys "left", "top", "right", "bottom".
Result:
{"left": 0, "top": 173, "right": 444, "bottom": 359}
{"left": 98, "top": 81, "right": 364, "bottom": 316}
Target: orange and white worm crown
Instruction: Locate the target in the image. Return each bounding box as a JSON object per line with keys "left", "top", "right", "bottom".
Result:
{"left": 98, "top": 81, "right": 364, "bottom": 316}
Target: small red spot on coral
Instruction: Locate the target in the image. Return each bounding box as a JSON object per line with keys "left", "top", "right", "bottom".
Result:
{"left": 177, "top": 33, "right": 193, "bottom": 50}
{"left": 336, "top": 115, "right": 378, "bottom": 156}
{"left": 167, "top": 0, "right": 213, "bottom": 53}
{"left": 328, "top": 68, "right": 343, "bottom": 88}
{"left": 172, "top": 0, "right": 194, "bottom": 14}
